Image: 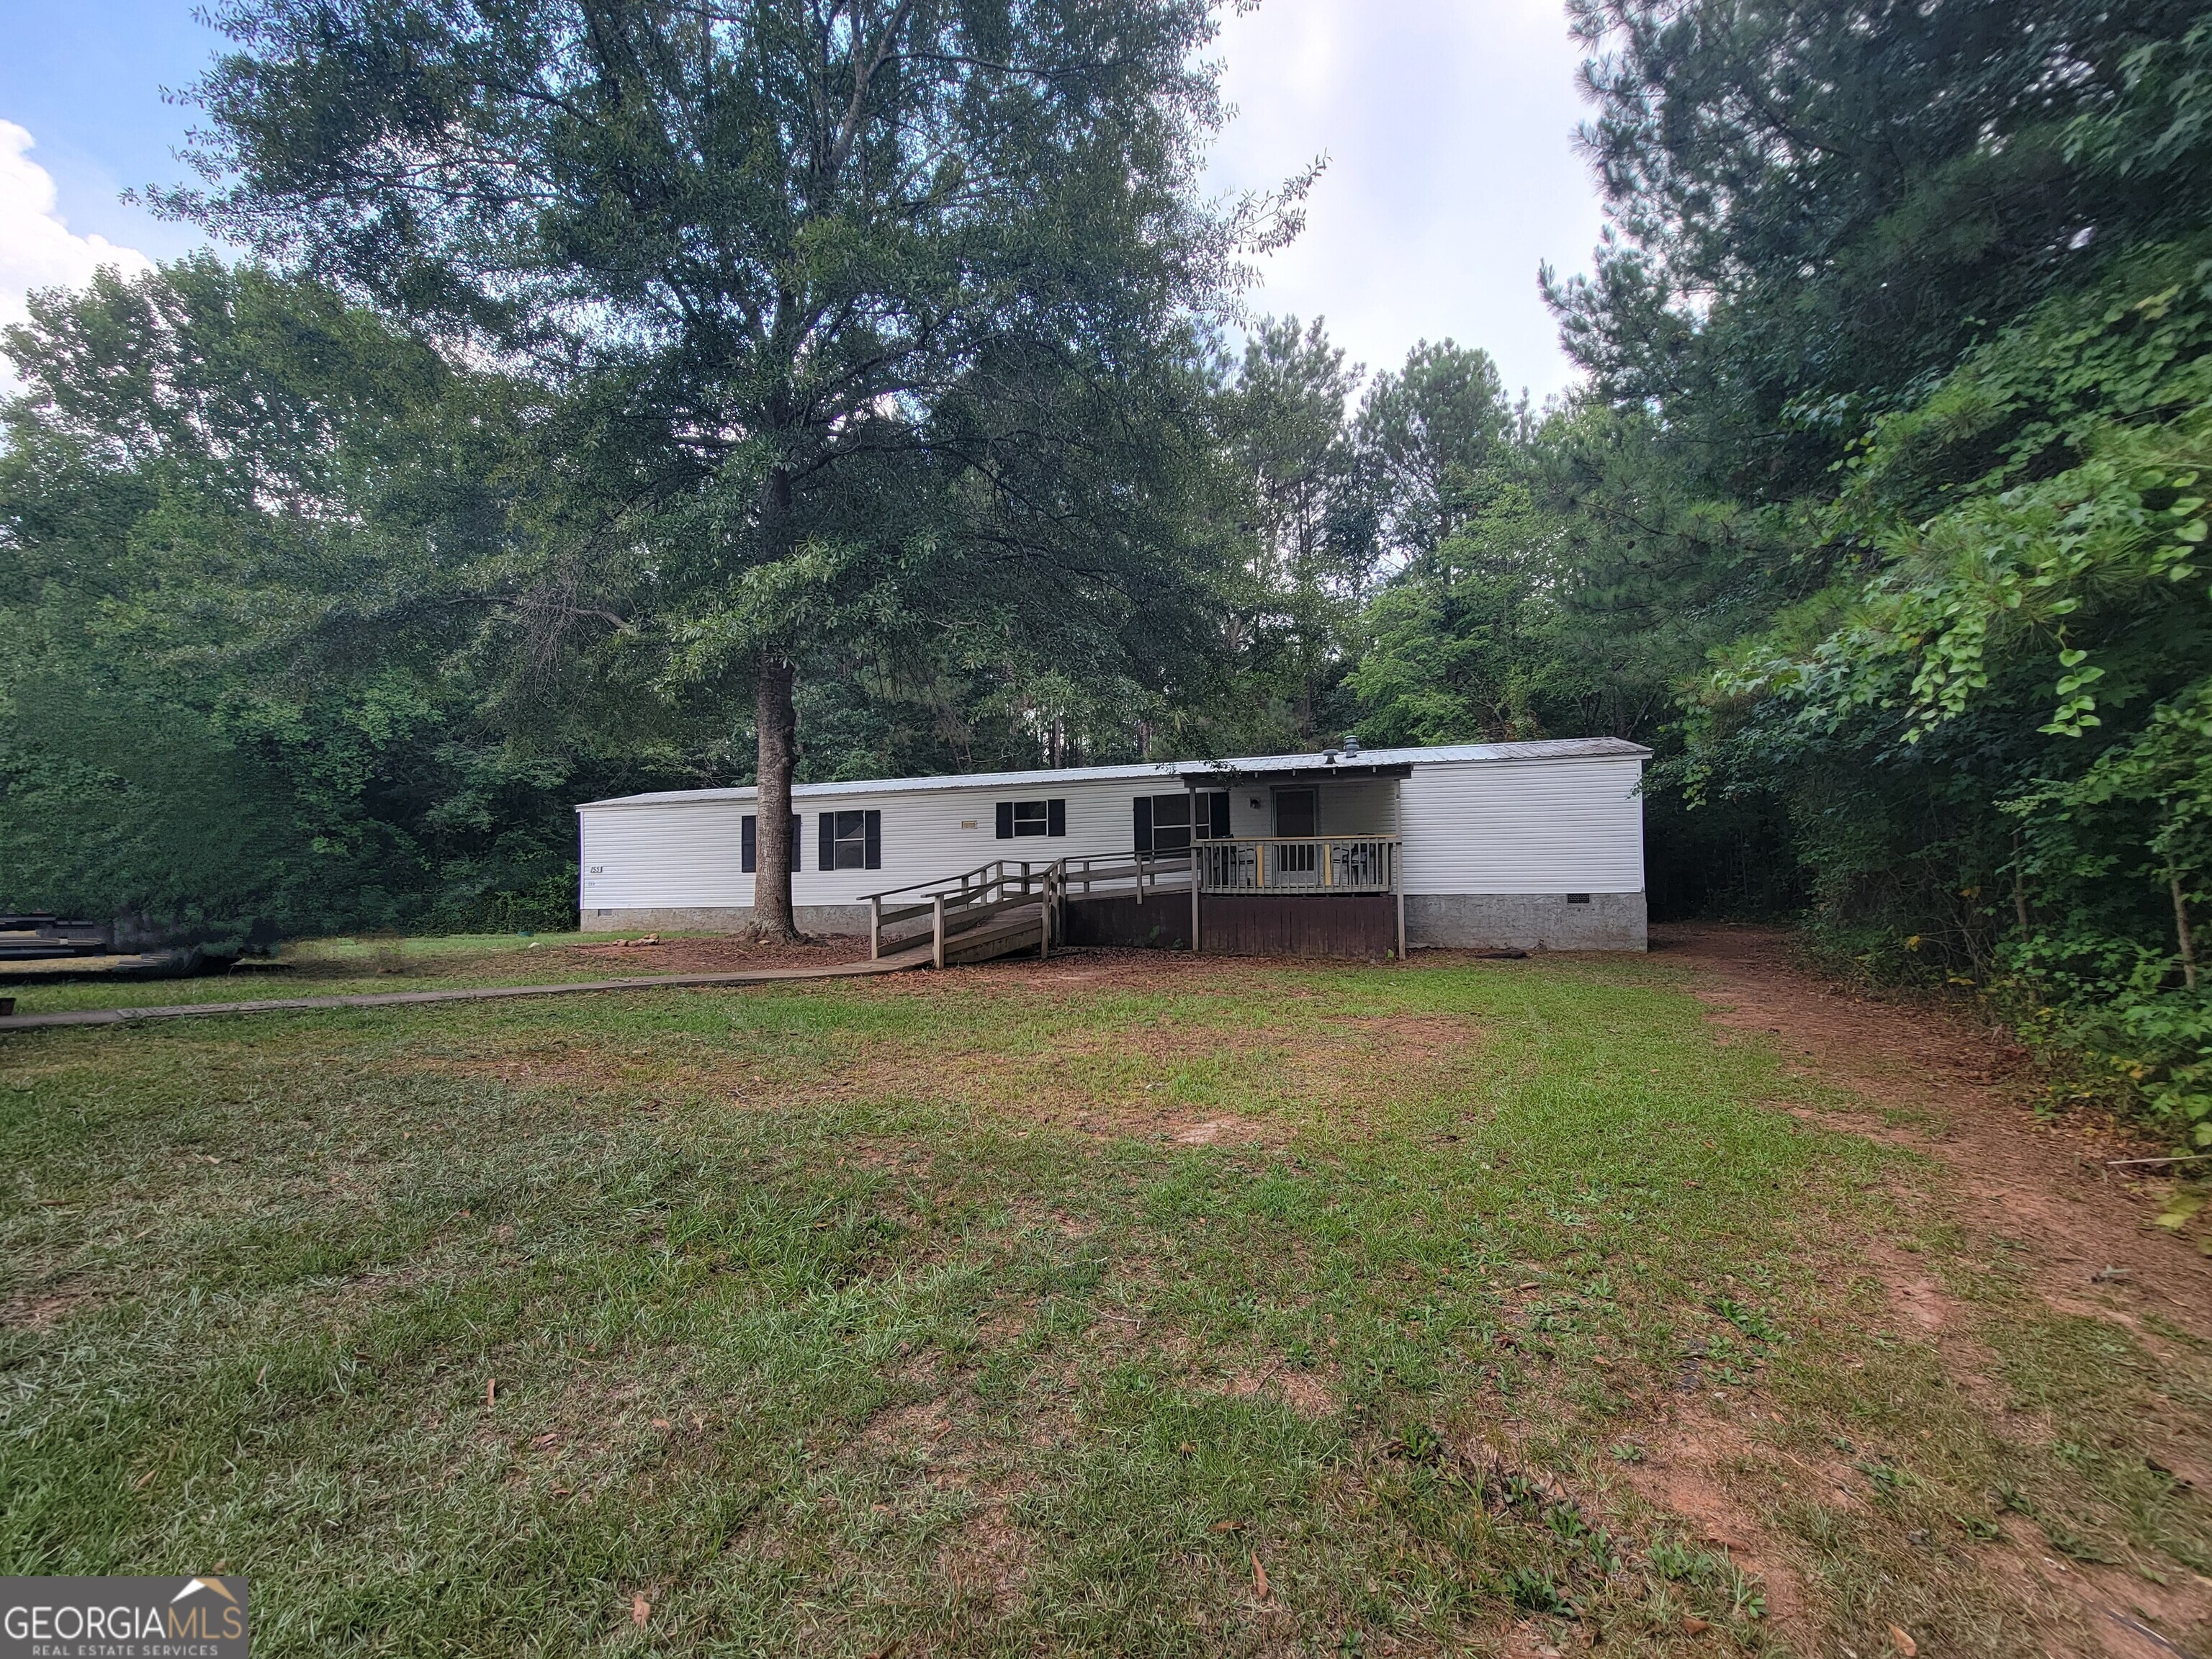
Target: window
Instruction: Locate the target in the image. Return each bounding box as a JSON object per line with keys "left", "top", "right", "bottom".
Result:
{"left": 1133, "top": 791, "right": 1228, "bottom": 853}
{"left": 741, "top": 814, "right": 802, "bottom": 874}
{"left": 994, "top": 799, "right": 1065, "bottom": 839}
{"left": 817, "top": 809, "right": 882, "bottom": 871}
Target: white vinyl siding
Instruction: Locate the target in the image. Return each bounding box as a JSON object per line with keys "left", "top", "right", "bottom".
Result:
{"left": 580, "top": 799, "right": 752, "bottom": 912}
{"left": 1315, "top": 778, "right": 1395, "bottom": 837}
{"left": 778, "top": 778, "right": 1132, "bottom": 906}
{"left": 1226, "top": 788, "right": 1271, "bottom": 839}
{"left": 1218, "top": 779, "right": 1395, "bottom": 839}
{"left": 580, "top": 777, "right": 1143, "bottom": 913}
{"left": 1398, "top": 757, "right": 1644, "bottom": 894}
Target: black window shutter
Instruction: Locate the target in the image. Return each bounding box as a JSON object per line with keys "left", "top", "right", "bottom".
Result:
{"left": 995, "top": 801, "right": 1013, "bottom": 839}
{"left": 790, "top": 815, "right": 801, "bottom": 871}
{"left": 742, "top": 814, "right": 757, "bottom": 873}
{"left": 1133, "top": 796, "right": 1153, "bottom": 853}
{"left": 1047, "top": 799, "right": 1066, "bottom": 837}
{"left": 1210, "top": 793, "right": 1231, "bottom": 838}
{"left": 864, "top": 810, "right": 881, "bottom": 869}
{"left": 817, "top": 812, "right": 835, "bottom": 873}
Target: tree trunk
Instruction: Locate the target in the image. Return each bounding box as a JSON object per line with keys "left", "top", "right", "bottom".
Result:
{"left": 753, "top": 658, "right": 800, "bottom": 940}
{"left": 2172, "top": 860, "right": 2198, "bottom": 993}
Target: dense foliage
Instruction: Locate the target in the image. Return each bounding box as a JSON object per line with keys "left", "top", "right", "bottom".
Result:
{"left": 1691, "top": 246, "right": 2212, "bottom": 1142}
{"left": 0, "top": 258, "right": 610, "bottom": 944}
{"left": 1548, "top": 0, "right": 2212, "bottom": 1144}
{"left": 0, "top": 256, "right": 1228, "bottom": 943}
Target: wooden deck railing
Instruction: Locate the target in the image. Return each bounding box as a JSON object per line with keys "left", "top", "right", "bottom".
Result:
{"left": 1194, "top": 836, "right": 1399, "bottom": 895}
{"left": 1053, "top": 850, "right": 1192, "bottom": 903}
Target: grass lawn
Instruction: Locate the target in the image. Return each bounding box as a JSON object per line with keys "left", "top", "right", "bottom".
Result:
{"left": 1, "top": 949, "right": 2205, "bottom": 1655}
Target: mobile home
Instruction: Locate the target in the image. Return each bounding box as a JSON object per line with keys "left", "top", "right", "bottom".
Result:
{"left": 575, "top": 737, "right": 1649, "bottom": 956}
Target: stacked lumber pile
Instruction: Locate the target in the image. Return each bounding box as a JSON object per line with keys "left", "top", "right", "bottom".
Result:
{"left": 0, "top": 914, "right": 111, "bottom": 962}
{"left": 0, "top": 915, "right": 194, "bottom": 979}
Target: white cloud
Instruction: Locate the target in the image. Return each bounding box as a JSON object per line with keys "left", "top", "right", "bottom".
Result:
{"left": 1, "top": 118, "right": 156, "bottom": 353}
{"left": 1206, "top": 0, "right": 1606, "bottom": 403}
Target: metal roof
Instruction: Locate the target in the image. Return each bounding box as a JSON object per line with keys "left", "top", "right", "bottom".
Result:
{"left": 576, "top": 737, "right": 1649, "bottom": 811}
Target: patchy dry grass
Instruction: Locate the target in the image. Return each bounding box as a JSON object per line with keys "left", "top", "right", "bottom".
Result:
{"left": 1, "top": 949, "right": 2206, "bottom": 1656}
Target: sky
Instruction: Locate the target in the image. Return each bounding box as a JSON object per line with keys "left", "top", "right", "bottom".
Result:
{"left": 1204, "top": 0, "right": 1606, "bottom": 402}
{"left": 0, "top": 0, "right": 1609, "bottom": 400}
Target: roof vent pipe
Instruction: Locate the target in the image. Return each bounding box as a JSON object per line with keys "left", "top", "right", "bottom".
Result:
{"left": 1342, "top": 733, "right": 1361, "bottom": 757}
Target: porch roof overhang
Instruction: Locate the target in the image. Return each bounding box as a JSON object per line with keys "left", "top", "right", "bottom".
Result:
{"left": 1171, "top": 760, "right": 1414, "bottom": 787}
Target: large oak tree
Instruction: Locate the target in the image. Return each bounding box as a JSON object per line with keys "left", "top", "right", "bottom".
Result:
{"left": 168, "top": 0, "right": 1264, "bottom": 933}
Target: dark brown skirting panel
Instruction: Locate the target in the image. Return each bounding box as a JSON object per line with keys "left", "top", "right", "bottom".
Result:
{"left": 1200, "top": 893, "right": 1396, "bottom": 958}
{"left": 1064, "top": 892, "right": 1397, "bottom": 956}
{"left": 1062, "top": 893, "right": 1194, "bottom": 950}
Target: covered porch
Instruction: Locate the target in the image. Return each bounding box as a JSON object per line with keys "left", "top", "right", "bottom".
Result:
{"left": 1064, "top": 756, "right": 1411, "bottom": 958}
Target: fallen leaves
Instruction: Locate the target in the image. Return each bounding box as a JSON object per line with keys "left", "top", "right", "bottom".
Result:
{"left": 1889, "top": 1624, "right": 1917, "bottom": 1657}
{"left": 485, "top": 1377, "right": 497, "bottom": 1408}
{"left": 1251, "top": 1553, "right": 1269, "bottom": 1600}
{"left": 631, "top": 1593, "right": 651, "bottom": 1628}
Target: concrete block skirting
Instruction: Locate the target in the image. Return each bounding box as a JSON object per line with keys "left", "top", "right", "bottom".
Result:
{"left": 581, "top": 904, "right": 872, "bottom": 938}
{"left": 1406, "top": 891, "right": 1647, "bottom": 953}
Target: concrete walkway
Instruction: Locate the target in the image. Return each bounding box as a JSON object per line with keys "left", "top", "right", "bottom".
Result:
{"left": 0, "top": 948, "right": 931, "bottom": 1033}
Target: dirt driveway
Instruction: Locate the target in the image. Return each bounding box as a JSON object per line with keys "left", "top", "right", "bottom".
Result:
{"left": 1654, "top": 922, "right": 2212, "bottom": 1658}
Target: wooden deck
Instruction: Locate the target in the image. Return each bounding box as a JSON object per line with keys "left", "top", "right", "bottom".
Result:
{"left": 1058, "top": 840, "right": 1406, "bottom": 958}
{"left": 1061, "top": 892, "right": 1192, "bottom": 950}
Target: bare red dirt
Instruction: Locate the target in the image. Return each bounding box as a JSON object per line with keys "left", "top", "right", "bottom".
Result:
{"left": 552, "top": 933, "right": 876, "bottom": 974}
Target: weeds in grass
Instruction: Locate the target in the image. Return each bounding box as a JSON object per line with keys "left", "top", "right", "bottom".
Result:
{"left": 1648, "top": 1534, "right": 1723, "bottom": 1583}
{"left": 1712, "top": 1292, "right": 1784, "bottom": 1344}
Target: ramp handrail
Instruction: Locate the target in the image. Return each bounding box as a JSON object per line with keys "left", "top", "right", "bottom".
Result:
{"left": 861, "top": 858, "right": 1060, "bottom": 963}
